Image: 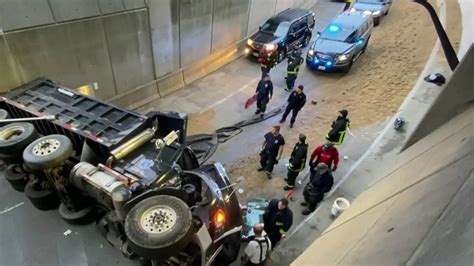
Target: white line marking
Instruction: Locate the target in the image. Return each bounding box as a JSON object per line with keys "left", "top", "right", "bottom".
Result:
{"left": 0, "top": 202, "right": 25, "bottom": 215}
{"left": 198, "top": 78, "right": 260, "bottom": 114}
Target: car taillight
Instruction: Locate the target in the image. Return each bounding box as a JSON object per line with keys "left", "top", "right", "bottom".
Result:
{"left": 213, "top": 209, "right": 226, "bottom": 228}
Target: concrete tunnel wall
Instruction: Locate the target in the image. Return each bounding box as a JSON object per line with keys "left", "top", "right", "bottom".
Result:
{"left": 0, "top": 0, "right": 318, "bottom": 109}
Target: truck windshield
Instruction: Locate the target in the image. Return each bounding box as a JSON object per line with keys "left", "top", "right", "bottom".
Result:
{"left": 260, "top": 21, "right": 290, "bottom": 38}
{"left": 320, "top": 26, "right": 357, "bottom": 43}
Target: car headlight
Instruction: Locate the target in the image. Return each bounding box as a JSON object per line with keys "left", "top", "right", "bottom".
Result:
{"left": 372, "top": 10, "right": 381, "bottom": 16}
{"left": 337, "top": 54, "right": 350, "bottom": 61}
{"left": 308, "top": 49, "right": 314, "bottom": 56}
{"left": 363, "top": 10, "right": 372, "bottom": 15}
{"left": 247, "top": 39, "right": 253, "bottom": 46}
{"left": 265, "top": 44, "right": 277, "bottom": 51}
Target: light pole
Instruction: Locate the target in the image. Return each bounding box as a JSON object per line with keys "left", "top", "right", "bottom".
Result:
{"left": 413, "top": 0, "right": 459, "bottom": 71}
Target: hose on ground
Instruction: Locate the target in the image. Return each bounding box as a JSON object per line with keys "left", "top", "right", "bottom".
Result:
{"left": 187, "top": 107, "right": 283, "bottom": 164}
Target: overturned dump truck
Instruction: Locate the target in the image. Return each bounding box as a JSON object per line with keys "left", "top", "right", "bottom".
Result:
{"left": 0, "top": 78, "right": 242, "bottom": 265}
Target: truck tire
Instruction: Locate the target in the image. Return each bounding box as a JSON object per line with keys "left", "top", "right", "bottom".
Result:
{"left": 5, "top": 164, "right": 30, "bottom": 192}
{"left": 125, "top": 195, "right": 194, "bottom": 259}
{"left": 23, "top": 134, "right": 73, "bottom": 171}
{"left": 0, "top": 109, "right": 9, "bottom": 125}
{"left": 58, "top": 203, "right": 95, "bottom": 224}
{"left": 25, "top": 181, "right": 60, "bottom": 210}
{"left": 0, "top": 123, "right": 38, "bottom": 162}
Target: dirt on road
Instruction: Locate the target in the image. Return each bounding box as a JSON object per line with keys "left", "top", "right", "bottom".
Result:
{"left": 217, "top": 0, "right": 461, "bottom": 203}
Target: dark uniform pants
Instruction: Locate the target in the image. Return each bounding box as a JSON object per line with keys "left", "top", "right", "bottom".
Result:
{"left": 286, "top": 73, "right": 297, "bottom": 90}
{"left": 303, "top": 189, "right": 324, "bottom": 212}
{"left": 256, "top": 97, "right": 269, "bottom": 114}
{"left": 267, "top": 230, "right": 282, "bottom": 249}
{"left": 281, "top": 105, "right": 300, "bottom": 124}
{"left": 287, "top": 170, "right": 299, "bottom": 187}
{"left": 260, "top": 150, "right": 277, "bottom": 173}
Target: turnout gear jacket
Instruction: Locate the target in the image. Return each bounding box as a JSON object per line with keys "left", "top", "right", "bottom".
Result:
{"left": 288, "top": 142, "right": 308, "bottom": 172}
{"left": 287, "top": 55, "right": 303, "bottom": 75}
{"left": 255, "top": 80, "right": 273, "bottom": 101}
{"left": 326, "top": 117, "right": 350, "bottom": 145}
{"left": 263, "top": 199, "right": 293, "bottom": 236}
{"left": 287, "top": 91, "right": 306, "bottom": 110}
{"left": 310, "top": 145, "right": 339, "bottom": 169}
{"left": 307, "top": 171, "right": 334, "bottom": 195}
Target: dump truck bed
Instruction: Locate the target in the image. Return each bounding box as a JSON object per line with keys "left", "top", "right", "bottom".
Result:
{"left": 0, "top": 78, "right": 149, "bottom": 154}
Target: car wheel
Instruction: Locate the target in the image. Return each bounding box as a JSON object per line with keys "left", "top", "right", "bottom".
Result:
{"left": 23, "top": 134, "right": 73, "bottom": 171}
{"left": 58, "top": 203, "right": 95, "bottom": 224}
{"left": 362, "top": 37, "right": 370, "bottom": 53}
{"left": 5, "top": 164, "right": 30, "bottom": 192}
{"left": 374, "top": 17, "right": 381, "bottom": 26}
{"left": 343, "top": 61, "right": 353, "bottom": 74}
{"left": 25, "top": 180, "right": 60, "bottom": 210}
{"left": 302, "top": 34, "right": 311, "bottom": 48}
{"left": 0, "top": 122, "right": 38, "bottom": 163}
{"left": 125, "top": 195, "right": 194, "bottom": 259}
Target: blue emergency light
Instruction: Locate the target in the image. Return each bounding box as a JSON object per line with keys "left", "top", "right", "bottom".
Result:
{"left": 328, "top": 24, "right": 339, "bottom": 32}
{"left": 326, "top": 61, "right": 332, "bottom": 67}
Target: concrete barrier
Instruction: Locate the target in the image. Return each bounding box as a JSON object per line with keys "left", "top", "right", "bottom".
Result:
{"left": 0, "top": 0, "right": 319, "bottom": 108}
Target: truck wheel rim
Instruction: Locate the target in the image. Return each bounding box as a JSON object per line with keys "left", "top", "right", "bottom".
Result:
{"left": 0, "top": 126, "right": 24, "bottom": 141}
{"left": 140, "top": 205, "right": 177, "bottom": 234}
{"left": 33, "top": 139, "right": 61, "bottom": 156}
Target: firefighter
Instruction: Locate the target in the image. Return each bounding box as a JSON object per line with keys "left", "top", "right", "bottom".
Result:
{"left": 279, "top": 85, "right": 306, "bottom": 128}
{"left": 285, "top": 48, "right": 304, "bottom": 92}
{"left": 343, "top": 0, "right": 352, "bottom": 11}
{"left": 254, "top": 75, "right": 273, "bottom": 118}
{"left": 309, "top": 142, "right": 339, "bottom": 174}
{"left": 258, "top": 125, "right": 285, "bottom": 179}
{"left": 326, "top": 109, "right": 350, "bottom": 145}
{"left": 284, "top": 134, "right": 308, "bottom": 191}
{"left": 301, "top": 163, "right": 334, "bottom": 215}
{"left": 263, "top": 198, "right": 293, "bottom": 248}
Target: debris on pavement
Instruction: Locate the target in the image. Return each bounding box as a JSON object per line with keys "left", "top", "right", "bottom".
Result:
{"left": 63, "top": 229, "right": 72, "bottom": 236}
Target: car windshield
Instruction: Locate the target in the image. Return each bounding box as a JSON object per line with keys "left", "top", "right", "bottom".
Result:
{"left": 357, "top": 0, "right": 384, "bottom": 4}
{"left": 260, "top": 21, "right": 290, "bottom": 38}
{"left": 320, "top": 25, "right": 357, "bottom": 43}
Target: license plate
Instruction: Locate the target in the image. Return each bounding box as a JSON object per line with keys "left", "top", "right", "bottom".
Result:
{"left": 318, "top": 65, "right": 326, "bottom": 70}
{"left": 253, "top": 52, "right": 259, "bottom": 57}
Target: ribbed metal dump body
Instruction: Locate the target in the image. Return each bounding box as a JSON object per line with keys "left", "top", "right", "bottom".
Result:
{"left": 0, "top": 78, "right": 149, "bottom": 154}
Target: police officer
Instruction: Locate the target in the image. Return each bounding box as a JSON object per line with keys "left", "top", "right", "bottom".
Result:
{"left": 254, "top": 75, "right": 273, "bottom": 118}
{"left": 279, "top": 85, "right": 306, "bottom": 128}
{"left": 301, "top": 163, "right": 334, "bottom": 215}
{"left": 284, "top": 134, "right": 308, "bottom": 191}
{"left": 285, "top": 48, "right": 303, "bottom": 92}
{"left": 263, "top": 198, "right": 293, "bottom": 248}
{"left": 326, "top": 109, "right": 350, "bottom": 145}
{"left": 258, "top": 125, "right": 285, "bottom": 179}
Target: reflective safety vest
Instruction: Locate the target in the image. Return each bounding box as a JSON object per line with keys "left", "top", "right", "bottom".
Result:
{"left": 287, "top": 65, "right": 300, "bottom": 75}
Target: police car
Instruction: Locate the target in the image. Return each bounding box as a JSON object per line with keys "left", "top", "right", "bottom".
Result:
{"left": 306, "top": 11, "right": 373, "bottom": 73}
